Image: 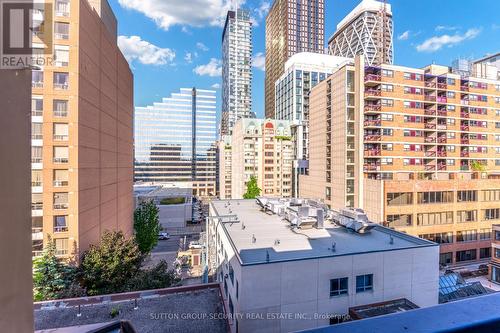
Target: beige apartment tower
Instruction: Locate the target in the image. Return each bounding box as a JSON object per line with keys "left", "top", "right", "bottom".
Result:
{"left": 228, "top": 119, "right": 293, "bottom": 199}
{"left": 265, "top": 0, "right": 324, "bottom": 119}
{"left": 31, "top": 0, "right": 134, "bottom": 260}
{"left": 301, "top": 56, "right": 500, "bottom": 266}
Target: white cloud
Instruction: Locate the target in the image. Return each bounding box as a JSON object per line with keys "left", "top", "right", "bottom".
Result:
{"left": 194, "top": 58, "right": 222, "bottom": 77}
{"left": 255, "top": 1, "right": 270, "bottom": 20}
{"left": 252, "top": 52, "right": 265, "bottom": 71}
{"left": 398, "top": 30, "right": 410, "bottom": 41}
{"left": 416, "top": 28, "right": 481, "bottom": 53}
{"left": 118, "top": 0, "right": 245, "bottom": 30}
{"left": 117, "top": 35, "right": 175, "bottom": 66}
{"left": 184, "top": 52, "right": 193, "bottom": 63}
{"left": 196, "top": 42, "right": 209, "bottom": 51}
{"left": 211, "top": 83, "right": 221, "bottom": 89}
{"left": 435, "top": 25, "right": 459, "bottom": 31}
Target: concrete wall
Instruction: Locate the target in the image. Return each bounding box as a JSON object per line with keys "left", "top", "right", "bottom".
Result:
{"left": 236, "top": 246, "right": 438, "bottom": 333}
{"left": 77, "top": 0, "right": 134, "bottom": 253}
{"left": 0, "top": 69, "right": 34, "bottom": 332}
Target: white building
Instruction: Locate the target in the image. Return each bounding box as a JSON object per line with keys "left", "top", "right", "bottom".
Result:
{"left": 275, "top": 53, "right": 352, "bottom": 196}
{"left": 207, "top": 198, "right": 439, "bottom": 333}
{"left": 328, "top": 0, "right": 393, "bottom": 66}
{"left": 221, "top": 9, "right": 253, "bottom": 135}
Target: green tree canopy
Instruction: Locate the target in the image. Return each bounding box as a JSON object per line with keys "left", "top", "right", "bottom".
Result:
{"left": 134, "top": 200, "right": 161, "bottom": 254}
{"left": 80, "top": 231, "right": 144, "bottom": 296}
{"left": 243, "top": 176, "right": 261, "bottom": 199}
{"left": 33, "top": 236, "right": 83, "bottom": 301}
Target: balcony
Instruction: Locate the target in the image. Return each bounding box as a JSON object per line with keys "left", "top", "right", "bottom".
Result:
{"left": 425, "top": 165, "right": 436, "bottom": 171}
{"left": 437, "top": 96, "right": 447, "bottom": 103}
{"left": 437, "top": 137, "right": 447, "bottom": 144}
{"left": 460, "top": 85, "right": 469, "bottom": 91}
{"left": 437, "top": 163, "right": 447, "bottom": 171}
{"left": 424, "top": 137, "right": 436, "bottom": 143}
{"left": 460, "top": 151, "right": 470, "bottom": 157}
{"left": 424, "top": 95, "right": 436, "bottom": 102}
{"left": 425, "top": 151, "right": 436, "bottom": 157}
{"left": 365, "top": 74, "right": 381, "bottom": 82}
{"left": 460, "top": 112, "right": 469, "bottom": 118}
{"left": 461, "top": 139, "right": 470, "bottom": 144}
{"left": 364, "top": 164, "right": 381, "bottom": 171}
{"left": 364, "top": 135, "right": 381, "bottom": 141}
{"left": 424, "top": 123, "right": 436, "bottom": 130}
{"left": 437, "top": 151, "right": 447, "bottom": 157}
{"left": 437, "top": 83, "right": 447, "bottom": 89}
{"left": 425, "top": 81, "right": 436, "bottom": 88}
{"left": 461, "top": 100, "right": 469, "bottom": 105}
{"left": 460, "top": 125, "right": 470, "bottom": 131}
{"left": 436, "top": 124, "right": 447, "bottom": 130}
{"left": 424, "top": 109, "right": 436, "bottom": 116}
{"left": 437, "top": 110, "right": 447, "bottom": 117}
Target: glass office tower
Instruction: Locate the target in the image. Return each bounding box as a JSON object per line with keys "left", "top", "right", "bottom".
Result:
{"left": 134, "top": 88, "right": 217, "bottom": 197}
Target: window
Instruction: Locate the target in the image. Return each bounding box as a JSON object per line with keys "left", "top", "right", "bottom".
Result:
{"left": 54, "top": 22, "right": 69, "bottom": 39}
{"left": 53, "top": 192, "right": 69, "bottom": 210}
{"left": 440, "top": 252, "right": 452, "bottom": 265}
{"left": 32, "top": 193, "right": 43, "bottom": 210}
{"left": 381, "top": 69, "right": 393, "bottom": 77}
{"left": 417, "top": 212, "right": 453, "bottom": 226}
{"left": 386, "top": 214, "right": 412, "bottom": 227}
{"left": 54, "top": 48, "right": 69, "bottom": 66}
{"left": 480, "top": 247, "right": 491, "bottom": 259}
{"left": 457, "top": 210, "right": 477, "bottom": 223}
{"left": 456, "top": 249, "right": 476, "bottom": 262}
{"left": 54, "top": 215, "right": 68, "bottom": 232}
{"left": 387, "top": 192, "right": 413, "bottom": 205}
{"left": 456, "top": 230, "right": 477, "bottom": 242}
{"left": 356, "top": 274, "right": 373, "bottom": 293}
{"left": 417, "top": 191, "right": 453, "bottom": 204}
{"left": 419, "top": 232, "right": 453, "bottom": 244}
{"left": 457, "top": 190, "right": 477, "bottom": 202}
{"left": 330, "top": 277, "right": 348, "bottom": 297}
{"left": 381, "top": 99, "right": 393, "bottom": 107}
{"left": 484, "top": 208, "right": 500, "bottom": 220}
{"left": 32, "top": 71, "right": 43, "bottom": 88}
{"left": 381, "top": 113, "right": 393, "bottom": 121}
{"left": 55, "top": 238, "right": 68, "bottom": 255}
{"left": 382, "top": 128, "right": 393, "bottom": 136}
{"left": 32, "top": 123, "right": 43, "bottom": 140}
{"left": 53, "top": 146, "right": 69, "bottom": 163}
{"left": 32, "top": 146, "right": 43, "bottom": 163}
{"left": 53, "top": 100, "right": 68, "bottom": 117}
{"left": 32, "top": 98, "right": 43, "bottom": 116}
{"left": 54, "top": 169, "right": 69, "bottom": 187}
{"left": 381, "top": 84, "right": 393, "bottom": 92}
{"left": 55, "top": 0, "right": 70, "bottom": 17}
{"left": 53, "top": 72, "right": 69, "bottom": 89}
{"left": 479, "top": 229, "right": 491, "bottom": 240}
{"left": 496, "top": 248, "right": 500, "bottom": 259}
{"left": 53, "top": 123, "right": 69, "bottom": 141}
{"left": 32, "top": 170, "right": 43, "bottom": 187}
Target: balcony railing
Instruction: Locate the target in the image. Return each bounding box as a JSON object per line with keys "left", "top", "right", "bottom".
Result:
{"left": 364, "top": 119, "right": 381, "bottom": 126}
{"left": 32, "top": 181, "right": 43, "bottom": 187}
{"left": 53, "top": 180, "right": 68, "bottom": 187}
{"left": 460, "top": 152, "right": 470, "bottom": 157}
{"left": 460, "top": 112, "right": 470, "bottom": 118}
{"left": 365, "top": 89, "right": 381, "bottom": 96}
{"left": 437, "top": 83, "right": 447, "bottom": 89}
{"left": 425, "top": 165, "right": 436, "bottom": 171}
{"left": 32, "top": 110, "right": 43, "bottom": 117}
{"left": 364, "top": 135, "right": 381, "bottom": 141}
{"left": 424, "top": 109, "right": 436, "bottom": 116}
{"left": 437, "top": 137, "right": 447, "bottom": 143}
{"left": 425, "top": 82, "right": 436, "bottom": 88}
{"left": 461, "top": 100, "right": 469, "bottom": 105}
{"left": 364, "top": 149, "right": 381, "bottom": 156}
{"left": 54, "top": 134, "right": 69, "bottom": 141}
{"left": 460, "top": 125, "right": 470, "bottom": 131}
{"left": 31, "top": 203, "right": 43, "bottom": 210}
{"left": 54, "top": 226, "right": 68, "bottom": 232}
{"left": 424, "top": 123, "right": 436, "bottom": 129}
{"left": 53, "top": 157, "right": 68, "bottom": 163}
{"left": 363, "top": 164, "right": 381, "bottom": 171}
{"left": 32, "top": 81, "right": 43, "bottom": 88}
{"left": 425, "top": 151, "right": 436, "bottom": 157}
{"left": 53, "top": 203, "right": 68, "bottom": 210}
{"left": 424, "top": 95, "right": 436, "bottom": 102}
{"left": 437, "top": 125, "right": 447, "bottom": 130}
{"left": 461, "top": 139, "right": 470, "bottom": 144}
{"left": 437, "top": 151, "right": 447, "bottom": 157}
{"left": 53, "top": 110, "right": 68, "bottom": 117}
{"left": 54, "top": 83, "right": 69, "bottom": 90}
{"left": 424, "top": 137, "right": 436, "bottom": 143}
{"left": 365, "top": 74, "right": 381, "bottom": 81}
{"left": 55, "top": 33, "right": 69, "bottom": 40}
{"left": 460, "top": 86, "right": 469, "bottom": 91}
{"left": 437, "top": 110, "right": 447, "bottom": 117}
{"left": 437, "top": 96, "right": 447, "bottom": 103}
{"left": 364, "top": 105, "right": 381, "bottom": 112}
{"left": 437, "top": 164, "right": 447, "bottom": 170}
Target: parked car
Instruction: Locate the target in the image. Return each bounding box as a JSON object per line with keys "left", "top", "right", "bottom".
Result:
{"left": 158, "top": 232, "right": 170, "bottom": 240}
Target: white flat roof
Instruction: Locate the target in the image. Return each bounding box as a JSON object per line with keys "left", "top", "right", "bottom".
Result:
{"left": 284, "top": 53, "right": 352, "bottom": 72}
{"left": 211, "top": 200, "right": 436, "bottom": 266}
{"left": 336, "top": 0, "right": 392, "bottom": 32}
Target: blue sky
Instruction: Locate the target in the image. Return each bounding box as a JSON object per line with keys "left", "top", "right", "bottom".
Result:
{"left": 109, "top": 0, "right": 500, "bottom": 119}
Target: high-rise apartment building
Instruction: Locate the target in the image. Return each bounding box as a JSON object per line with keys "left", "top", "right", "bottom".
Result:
{"left": 300, "top": 56, "right": 500, "bottom": 266}
{"left": 275, "top": 52, "right": 351, "bottom": 196}
{"left": 217, "top": 136, "right": 233, "bottom": 199}
{"left": 134, "top": 88, "right": 217, "bottom": 197}
{"left": 490, "top": 224, "right": 500, "bottom": 284}
{"left": 31, "top": 0, "right": 134, "bottom": 260}
{"left": 265, "top": 0, "right": 325, "bottom": 119}
{"left": 229, "top": 119, "right": 293, "bottom": 198}
{"left": 328, "top": 0, "right": 393, "bottom": 66}
{"left": 221, "top": 9, "right": 253, "bottom": 136}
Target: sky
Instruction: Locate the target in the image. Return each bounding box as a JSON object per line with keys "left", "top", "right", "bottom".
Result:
{"left": 109, "top": 0, "right": 500, "bottom": 119}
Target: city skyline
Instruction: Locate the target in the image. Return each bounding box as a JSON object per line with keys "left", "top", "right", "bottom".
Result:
{"left": 110, "top": 0, "right": 500, "bottom": 118}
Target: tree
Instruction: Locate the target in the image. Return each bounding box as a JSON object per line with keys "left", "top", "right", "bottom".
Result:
{"left": 80, "top": 231, "right": 144, "bottom": 296}
{"left": 126, "top": 260, "right": 180, "bottom": 291}
{"left": 33, "top": 236, "right": 82, "bottom": 301}
{"left": 134, "top": 200, "right": 161, "bottom": 254}
{"left": 243, "top": 176, "right": 261, "bottom": 199}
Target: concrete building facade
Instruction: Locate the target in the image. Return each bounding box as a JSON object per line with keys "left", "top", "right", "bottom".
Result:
{"left": 229, "top": 119, "right": 294, "bottom": 199}
{"left": 207, "top": 199, "right": 439, "bottom": 333}
{"left": 217, "top": 136, "right": 233, "bottom": 199}
{"left": 265, "top": 0, "right": 325, "bottom": 119}
{"left": 490, "top": 224, "right": 500, "bottom": 285}
{"left": 300, "top": 56, "right": 500, "bottom": 266}
{"left": 134, "top": 88, "right": 217, "bottom": 197}
{"left": 221, "top": 9, "right": 253, "bottom": 136}
{"left": 31, "top": 0, "right": 134, "bottom": 260}
{"left": 275, "top": 53, "right": 351, "bottom": 196}
{"left": 328, "top": 0, "right": 393, "bottom": 66}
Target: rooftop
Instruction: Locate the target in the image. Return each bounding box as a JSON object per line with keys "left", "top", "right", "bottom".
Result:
{"left": 134, "top": 183, "right": 192, "bottom": 199}
{"left": 35, "top": 284, "right": 227, "bottom": 333}
{"left": 210, "top": 199, "right": 436, "bottom": 266}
